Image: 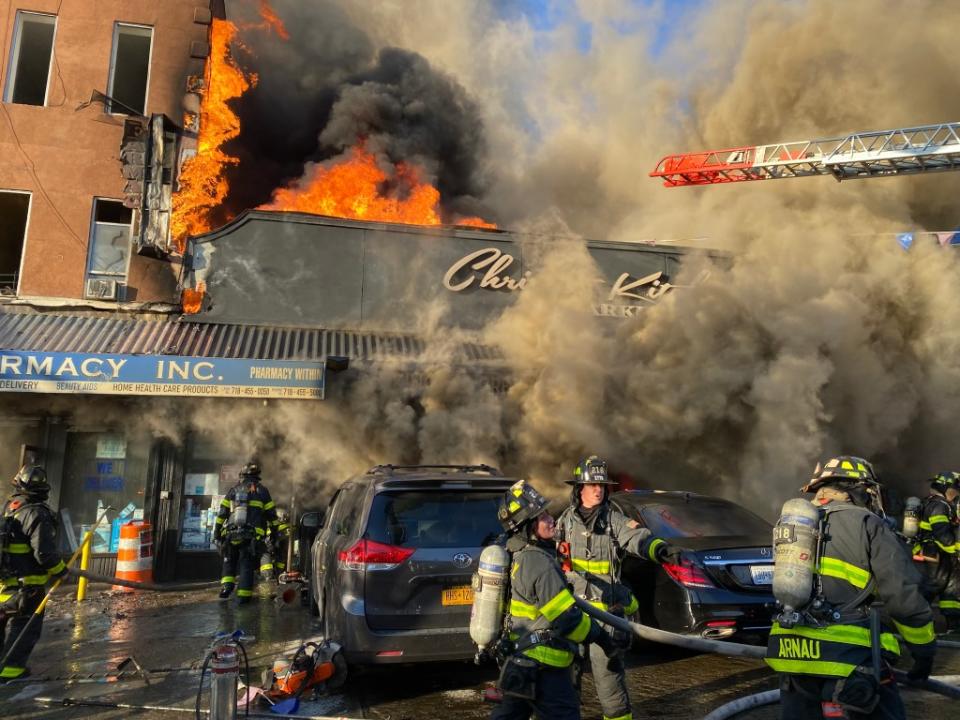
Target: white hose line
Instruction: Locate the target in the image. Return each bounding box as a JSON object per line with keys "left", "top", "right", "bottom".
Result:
{"left": 572, "top": 596, "right": 767, "bottom": 659}
{"left": 701, "top": 690, "right": 779, "bottom": 720}
{"left": 702, "top": 675, "right": 960, "bottom": 720}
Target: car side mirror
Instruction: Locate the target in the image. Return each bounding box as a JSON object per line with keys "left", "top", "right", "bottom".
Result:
{"left": 300, "top": 511, "right": 324, "bottom": 529}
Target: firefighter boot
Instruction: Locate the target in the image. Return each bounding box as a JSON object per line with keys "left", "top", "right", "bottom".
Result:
{"left": 219, "top": 583, "right": 235, "bottom": 600}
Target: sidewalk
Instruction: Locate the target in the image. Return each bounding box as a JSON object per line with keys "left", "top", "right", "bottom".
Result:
{"left": 0, "top": 586, "right": 359, "bottom": 718}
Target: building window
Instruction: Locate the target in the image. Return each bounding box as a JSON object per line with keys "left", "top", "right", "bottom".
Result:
{"left": 106, "top": 23, "right": 153, "bottom": 115}
{"left": 86, "top": 199, "right": 132, "bottom": 299}
{"left": 0, "top": 190, "right": 30, "bottom": 294}
{"left": 3, "top": 11, "right": 56, "bottom": 106}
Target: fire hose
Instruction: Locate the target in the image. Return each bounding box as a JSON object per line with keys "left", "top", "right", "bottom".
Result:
{"left": 573, "top": 598, "right": 960, "bottom": 708}
{"left": 67, "top": 567, "right": 220, "bottom": 591}
{"left": 701, "top": 675, "right": 960, "bottom": 720}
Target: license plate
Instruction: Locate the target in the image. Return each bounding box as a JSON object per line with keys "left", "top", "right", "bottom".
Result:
{"left": 750, "top": 565, "right": 774, "bottom": 585}
{"left": 441, "top": 585, "right": 474, "bottom": 606}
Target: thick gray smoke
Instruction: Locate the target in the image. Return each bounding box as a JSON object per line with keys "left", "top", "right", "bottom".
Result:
{"left": 224, "top": 0, "right": 490, "bottom": 222}
{"left": 5, "top": 0, "right": 960, "bottom": 517}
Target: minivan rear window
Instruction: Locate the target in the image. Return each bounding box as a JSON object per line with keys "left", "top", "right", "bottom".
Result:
{"left": 366, "top": 491, "right": 503, "bottom": 548}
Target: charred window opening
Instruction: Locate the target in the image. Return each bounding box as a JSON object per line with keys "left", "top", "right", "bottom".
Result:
{"left": 106, "top": 23, "right": 153, "bottom": 115}
{"left": 0, "top": 191, "right": 30, "bottom": 294}
{"left": 86, "top": 200, "right": 132, "bottom": 299}
{"left": 3, "top": 12, "right": 56, "bottom": 106}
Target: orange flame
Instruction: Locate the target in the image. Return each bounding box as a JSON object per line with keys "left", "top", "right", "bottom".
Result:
{"left": 172, "top": 14, "right": 494, "bottom": 251}
{"left": 257, "top": 0, "right": 289, "bottom": 39}
{"left": 181, "top": 281, "right": 206, "bottom": 314}
{"left": 171, "top": 19, "right": 255, "bottom": 251}
{"left": 262, "top": 144, "right": 496, "bottom": 229}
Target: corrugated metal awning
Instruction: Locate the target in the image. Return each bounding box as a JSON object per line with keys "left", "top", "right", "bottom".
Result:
{"left": 0, "top": 310, "right": 499, "bottom": 363}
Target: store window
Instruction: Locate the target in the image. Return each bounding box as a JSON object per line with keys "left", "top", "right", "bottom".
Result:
{"left": 59, "top": 431, "right": 149, "bottom": 554}
{"left": 3, "top": 11, "right": 56, "bottom": 106}
{"left": 106, "top": 23, "right": 152, "bottom": 115}
{"left": 180, "top": 434, "right": 242, "bottom": 552}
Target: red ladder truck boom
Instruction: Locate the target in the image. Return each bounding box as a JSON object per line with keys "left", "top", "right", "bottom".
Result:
{"left": 650, "top": 122, "right": 960, "bottom": 187}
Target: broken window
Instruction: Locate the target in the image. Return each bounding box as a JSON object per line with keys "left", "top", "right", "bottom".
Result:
{"left": 106, "top": 23, "right": 153, "bottom": 115}
{"left": 86, "top": 200, "right": 132, "bottom": 298}
{"left": 3, "top": 11, "right": 56, "bottom": 106}
{"left": 0, "top": 191, "right": 30, "bottom": 294}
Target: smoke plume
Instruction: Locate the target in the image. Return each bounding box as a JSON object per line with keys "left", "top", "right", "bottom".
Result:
{"left": 5, "top": 0, "right": 960, "bottom": 518}
{"left": 223, "top": 0, "right": 490, "bottom": 222}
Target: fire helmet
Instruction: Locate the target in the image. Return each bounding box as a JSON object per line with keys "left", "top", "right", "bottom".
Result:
{"left": 930, "top": 471, "right": 959, "bottom": 494}
{"left": 497, "top": 480, "right": 549, "bottom": 533}
{"left": 13, "top": 465, "right": 50, "bottom": 495}
{"left": 802, "top": 456, "right": 885, "bottom": 515}
{"left": 567, "top": 456, "right": 617, "bottom": 486}
{"left": 240, "top": 461, "right": 261, "bottom": 480}
{"left": 801, "top": 456, "right": 876, "bottom": 494}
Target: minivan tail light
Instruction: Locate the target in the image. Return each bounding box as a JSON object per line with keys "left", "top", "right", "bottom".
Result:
{"left": 338, "top": 539, "right": 415, "bottom": 571}
{"left": 662, "top": 562, "right": 715, "bottom": 589}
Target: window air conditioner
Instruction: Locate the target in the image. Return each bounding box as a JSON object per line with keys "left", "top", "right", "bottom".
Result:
{"left": 85, "top": 278, "right": 118, "bottom": 300}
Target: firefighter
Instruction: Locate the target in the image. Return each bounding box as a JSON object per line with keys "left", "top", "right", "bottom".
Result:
{"left": 215, "top": 462, "right": 279, "bottom": 604}
{"left": 913, "top": 471, "right": 960, "bottom": 633}
{"left": 492, "top": 479, "right": 619, "bottom": 720}
{"left": 0, "top": 466, "right": 66, "bottom": 682}
{"left": 767, "top": 456, "right": 936, "bottom": 720}
{"left": 260, "top": 507, "right": 291, "bottom": 582}
{"left": 556, "top": 455, "right": 682, "bottom": 720}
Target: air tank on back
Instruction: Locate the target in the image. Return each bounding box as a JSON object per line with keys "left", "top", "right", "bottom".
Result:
{"left": 469, "top": 543, "right": 510, "bottom": 661}
{"left": 772, "top": 498, "right": 821, "bottom": 626}
{"left": 902, "top": 496, "right": 921, "bottom": 539}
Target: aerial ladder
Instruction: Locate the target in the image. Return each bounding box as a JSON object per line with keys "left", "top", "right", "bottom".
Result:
{"left": 650, "top": 122, "right": 960, "bottom": 187}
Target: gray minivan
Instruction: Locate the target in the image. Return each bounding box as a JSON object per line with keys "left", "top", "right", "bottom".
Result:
{"left": 307, "top": 465, "right": 515, "bottom": 665}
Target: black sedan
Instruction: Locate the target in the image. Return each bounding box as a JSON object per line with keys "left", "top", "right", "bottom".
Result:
{"left": 612, "top": 490, "right": 775, "bottom": 644}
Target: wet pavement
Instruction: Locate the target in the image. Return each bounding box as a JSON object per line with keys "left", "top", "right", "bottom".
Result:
{"left": 1, "top": 585, "right": 958, "bottom": 718}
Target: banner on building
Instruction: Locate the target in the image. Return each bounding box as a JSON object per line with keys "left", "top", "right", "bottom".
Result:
{"left": 0, "top": 351, "right": 325, "bottom": 400}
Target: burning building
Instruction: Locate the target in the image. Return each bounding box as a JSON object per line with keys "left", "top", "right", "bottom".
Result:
{"left": 0, "top": 2, "right": 722, "bottom": 580}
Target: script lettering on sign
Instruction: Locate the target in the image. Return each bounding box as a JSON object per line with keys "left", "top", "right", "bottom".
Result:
{"left": 442, "top": 248, "right": 533, "bottom": 292}
{"left": 608, "top": 269, "right": 711, "bottom": 303}
{"left": 442, "top": 248, "right": 711, "bottom": 318}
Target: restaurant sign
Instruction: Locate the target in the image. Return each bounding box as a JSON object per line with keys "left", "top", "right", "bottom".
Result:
{"left": 0, "top": 351, "right": 325, "bottom": 400}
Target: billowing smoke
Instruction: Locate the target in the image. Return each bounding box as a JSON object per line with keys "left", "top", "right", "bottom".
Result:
{"left": 6, "top": 0, "right": 960, "bottom": 518}
{"left": 222, "top": 0, "right": 490, "bottom": 222}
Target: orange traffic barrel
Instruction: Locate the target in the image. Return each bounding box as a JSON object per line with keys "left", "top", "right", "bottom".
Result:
{"left": 114, "top": 521, "right": 153, "bottom": 592}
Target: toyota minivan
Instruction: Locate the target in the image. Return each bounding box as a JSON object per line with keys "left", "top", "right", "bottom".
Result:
{"left": 307, "top": 465, "right": 515, "bottom": 665}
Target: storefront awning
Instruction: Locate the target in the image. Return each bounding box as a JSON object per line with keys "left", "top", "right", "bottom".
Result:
{"left": 0, "top": 310, "right": 499, "bottom": 400}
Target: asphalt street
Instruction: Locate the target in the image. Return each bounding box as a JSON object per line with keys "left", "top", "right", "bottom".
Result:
{"left": 0, "top": 586, "right": 957, "bottom": 719}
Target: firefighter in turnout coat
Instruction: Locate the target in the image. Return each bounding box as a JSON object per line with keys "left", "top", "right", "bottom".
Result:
{"left": 556, "top": 456, "right": 682, "bottom": 720}
{"left": 215, "top": 462, "right": 278, "bottom": 603}
{"left": 260, "top": 507, "right": 291, "bottom": 581}
{"left": 913, "top": 471, "right": 960, "bottom": 632}
{"left": 0, "top": 466, "right": 66, "bottom": 681}
{"left": 766, "top": 457, "right": 936, "bottom": 720}
{"left": 491, "top": 479, "right": 619, "bottom": 720}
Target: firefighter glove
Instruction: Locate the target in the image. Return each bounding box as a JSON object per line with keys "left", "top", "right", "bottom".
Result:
{"left": 907, "top": 654, "right": 934, "bottom": 682}
{"left": 656, "top": 542, "right": 684, "bottom": 565}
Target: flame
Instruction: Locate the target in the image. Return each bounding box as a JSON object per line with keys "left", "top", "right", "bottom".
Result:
{"left": 262, "top": 144, "right": 496, "bottom": 229}
{"left": 257, "top": 0, "right": 289, "bottom": 39}
{"left": 172, "top": 12, "right": 494, "bottom": 252}
{"left": 181, "top": 281, "right": 206, "bottom": 314}
{"left": 171, "top": 19, "right": 255, "bottom": 251}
